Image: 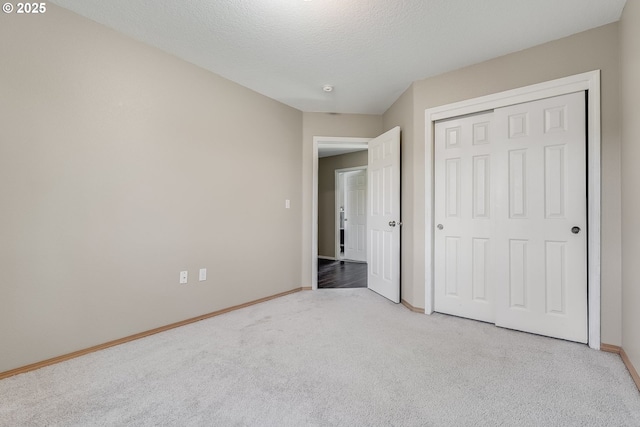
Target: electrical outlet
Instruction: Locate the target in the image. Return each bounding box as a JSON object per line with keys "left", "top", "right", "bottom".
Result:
{"left": 179, "top": 271, "right": 188, "bottom": 284}
{"left": 199, "top": 268, "right": 207, "bottom": 282}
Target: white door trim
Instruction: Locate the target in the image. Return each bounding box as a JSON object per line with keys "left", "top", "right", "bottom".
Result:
{"left": 335, "top": 166, "right": 368, "bottom": 261}
{"left": 312, "top": 137, "right": 371, "bottom": 290}
{"left": 424, "top": 70, "right": 601, "bottom": 349}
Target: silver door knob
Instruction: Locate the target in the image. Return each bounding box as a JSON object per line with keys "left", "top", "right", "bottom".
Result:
{"left": 571, "top": 226, "right": 581, "bottom": 234}
{"left": 389, "top": 221, "right": 396, "bottom": 227}
{"left": 437, "top": 224, "right": 444, "bottom": 230}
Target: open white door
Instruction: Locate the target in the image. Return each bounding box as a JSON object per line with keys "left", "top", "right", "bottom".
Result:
{"left": 367, "top": 126, "right": 401, "bottom": 303}
{"left": 344, "top": 169, "right": 367, "bottom": 262}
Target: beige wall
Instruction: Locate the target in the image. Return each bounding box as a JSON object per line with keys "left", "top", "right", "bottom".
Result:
{"left": 621, "top": 0, "right": 640, "bottom": 370}
{"left": 0, "top": 5, "right": 303, "bottom": 373}
{"left": 382, "top": 88, "right": 416, "bottom": 306}
{"left": 383, "top": 23, "right": 622, "bottom": 344}
{"left": 318, "top": 151, "right": 368, "bottom": 258}
{"left": 302, "top": 113, "right": 383, "bottom": 282}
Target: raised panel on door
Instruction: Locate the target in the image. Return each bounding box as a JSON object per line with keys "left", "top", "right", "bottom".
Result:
{"left": 473, "top": 156, "right": 490, "bottom": 219}
{"left": 508, "top": 239, "right": 528, "bottom": 309}
{"left": 545, "top": 145, "right": 566, "bottom": 219}
{"left": 434, "top": 112, "right": 495, "bottom": 323}
{"left": 545, "top": 241, "right": 567, "bottom": 314}
{"left": 472, "top": 238, "right": 489, "bottom": 301}
{"left": 445, "top": 158, "right": 461, "bottom": 218}
{"left": 444, "top": 236, "right": 461, "bottom": 296}
{"left": 494, "top": 92, "right": 587, "bottom": 343}
{"left": 509, "top": 149, "right": 528, "bottom": 218}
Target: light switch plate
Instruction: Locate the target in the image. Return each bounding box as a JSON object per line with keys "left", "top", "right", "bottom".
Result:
{"left": 285, "top": 199, "right": 290, "bottom": 209}
{"left": 179, "top": 271, "right": 188, "bottom": 284}
{"left": 199, "top": 268, "right": 207, "bottom": 281}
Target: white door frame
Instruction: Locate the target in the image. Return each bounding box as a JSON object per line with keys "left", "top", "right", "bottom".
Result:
{"left": 424, "top": 70, "right": 602, "bottom": 349}
{"left": 312, "top": 137, "right": 371, "bottom": 290}
{"left": 335, "top": 166, "right": 368, "bottom": 261}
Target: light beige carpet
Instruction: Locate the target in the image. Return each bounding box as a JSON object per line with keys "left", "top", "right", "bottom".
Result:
{"left": 1, "top": 288, "right": 639, "bottom": 426}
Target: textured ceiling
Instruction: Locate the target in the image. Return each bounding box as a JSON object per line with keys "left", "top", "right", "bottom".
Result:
{"left": 49, "top": 0, "right": 626, "bottom": 114}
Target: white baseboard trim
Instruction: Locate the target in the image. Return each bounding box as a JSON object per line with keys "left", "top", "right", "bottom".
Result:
{"left": 318, "top": 256, "right": 336, "bottom": 261}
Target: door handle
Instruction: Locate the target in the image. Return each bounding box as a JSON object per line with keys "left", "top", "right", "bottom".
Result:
{"left": 571, "top": 226, "right": 581, "bottom": 234}
{"left": 389, "top": 221, "right": 403, "bottom": 227}
{"left": 437, "top": 224, "right": 444, "bottom": 230}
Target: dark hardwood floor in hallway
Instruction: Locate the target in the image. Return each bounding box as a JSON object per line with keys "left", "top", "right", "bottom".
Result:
{"left": 318, "top": 258, "right": 367, "bottom": 288}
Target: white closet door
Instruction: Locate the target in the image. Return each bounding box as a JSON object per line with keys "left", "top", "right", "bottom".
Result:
{"left": 433, "top": 92, "right": 588, "bottom": 343}
{"left": 493, "top": 92, "right": 587, "bottom": 343}
{"left": 434, "top": 112, "right": 496, "bottom": 323}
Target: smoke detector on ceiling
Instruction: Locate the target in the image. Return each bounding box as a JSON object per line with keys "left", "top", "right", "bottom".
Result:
{"left": 322, "top": 85, "right": 333, "bottom": 93}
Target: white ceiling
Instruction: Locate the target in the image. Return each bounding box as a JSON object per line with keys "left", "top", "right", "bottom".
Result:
{"left": 49, "top": 0, "right": 626, "bottom": 115}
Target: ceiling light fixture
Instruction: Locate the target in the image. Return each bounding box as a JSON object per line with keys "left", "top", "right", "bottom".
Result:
{"left": 322, "top": 85, "right": 333, "bottom": 93}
